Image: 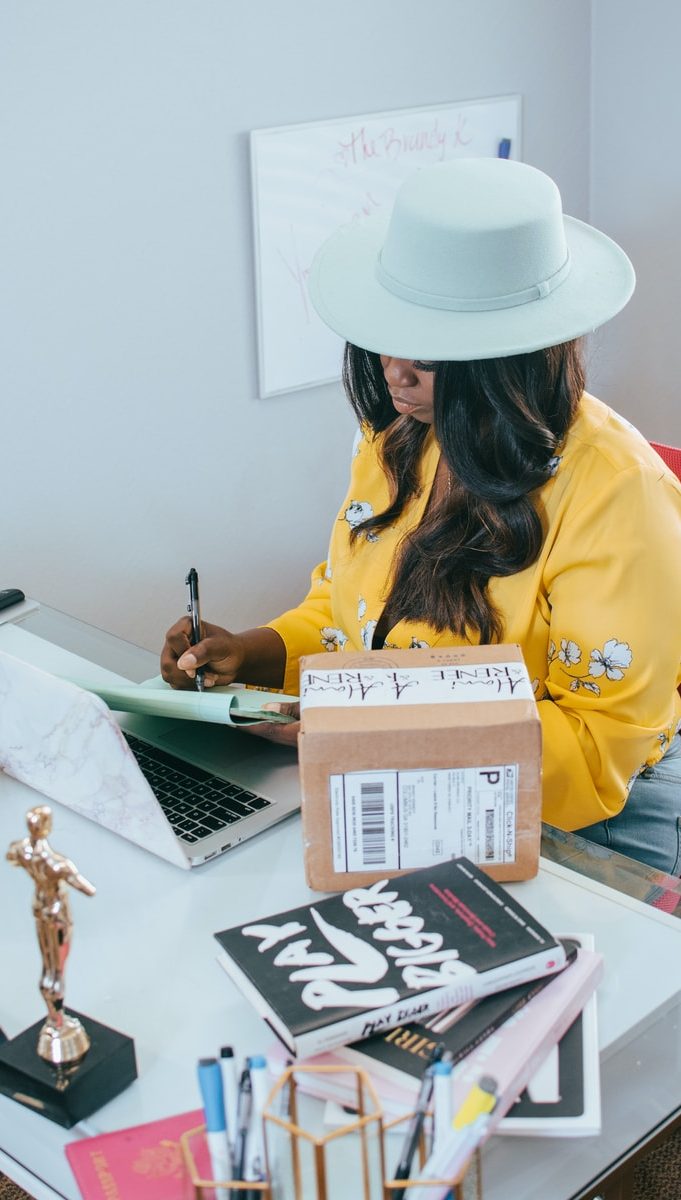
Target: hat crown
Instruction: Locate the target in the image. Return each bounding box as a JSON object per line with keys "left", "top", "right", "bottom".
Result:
{"left": 377, "top": 159, "right": 570, "bottom": 311}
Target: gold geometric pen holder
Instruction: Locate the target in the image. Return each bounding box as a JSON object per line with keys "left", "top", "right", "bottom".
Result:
{"left": 263, "top": 1065, "right": 386, "bottom": 1200}
{"left": 382, "top": 1109, "right": 483, "bottom": 1200}
{"left": 180, "top": 1064, "right": 481, "bottom": 1200}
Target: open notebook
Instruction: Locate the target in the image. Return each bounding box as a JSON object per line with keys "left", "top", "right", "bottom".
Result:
{"left": 0, "top": 624, "right": 301, "bottom": 869}
{"left": 56, "top": 673, "right": 298, "bottom": 727}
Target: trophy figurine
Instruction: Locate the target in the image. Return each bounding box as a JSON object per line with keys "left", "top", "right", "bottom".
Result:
{"left": 7, "top": 805, "right": 96, "bottom": 1065}
{"left": 0, "top": 805, "right": 137, "bottom": 1127}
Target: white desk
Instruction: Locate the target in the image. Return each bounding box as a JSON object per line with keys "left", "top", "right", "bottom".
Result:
{"left": 2, "top": 606, "right": 681, "bottom": 1200}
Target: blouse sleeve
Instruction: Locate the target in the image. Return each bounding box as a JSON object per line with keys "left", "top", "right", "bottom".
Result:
{"left": 265, "top": 560, "right": 337, "bottom": 695}
{"left": 539, "top": 463, "right": 681, "bottom": 830}
{"left": 264, "top": 428, "right": 365, "bottom": 695}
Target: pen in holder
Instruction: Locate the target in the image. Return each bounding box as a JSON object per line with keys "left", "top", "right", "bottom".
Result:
{"left": 180, "top": 1065, "right": 481, "bottom": 1200}
{"left": 180, "top": 1123, "right": 272, "bottom": 1197}
{"left": 382, "top": 1109, "right": 483, "bottom": 1200}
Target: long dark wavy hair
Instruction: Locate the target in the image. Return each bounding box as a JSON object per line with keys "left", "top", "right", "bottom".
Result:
{"left": 342, "top": 341, "right": 584, "bottom": 643}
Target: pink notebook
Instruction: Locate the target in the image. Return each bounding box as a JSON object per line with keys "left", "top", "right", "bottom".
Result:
{"left": 66, "top": 1108, "right": 207, "bottom": 1200}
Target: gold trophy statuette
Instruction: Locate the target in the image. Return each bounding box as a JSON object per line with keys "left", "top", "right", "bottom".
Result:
{"left": 7, "top": 805, "right": 96, "bottom": 1066}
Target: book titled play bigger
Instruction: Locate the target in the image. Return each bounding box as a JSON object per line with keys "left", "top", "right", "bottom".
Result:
{"left": 213, "top": 857, "right": 568, "bottom": 1058}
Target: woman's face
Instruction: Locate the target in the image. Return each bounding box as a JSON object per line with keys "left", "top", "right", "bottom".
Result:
{"left": 380, "top": 357, "right": 436, "bottom": 424}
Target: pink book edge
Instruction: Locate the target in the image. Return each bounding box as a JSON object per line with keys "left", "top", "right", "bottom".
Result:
{"left": 65, "top": 1108, "right": 205, "bottom": 1200}
{"left": 267, "top": 948, "right": 603, "bottom": 1127}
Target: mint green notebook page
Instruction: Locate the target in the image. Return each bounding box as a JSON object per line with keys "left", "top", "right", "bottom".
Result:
{"left": 62, "top": 675, "right": 297, "bottom": 726}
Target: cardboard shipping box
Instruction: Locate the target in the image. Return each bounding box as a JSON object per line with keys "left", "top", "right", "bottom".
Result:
{"left": 298, "top": 644, "right": 542, "bottom": 892}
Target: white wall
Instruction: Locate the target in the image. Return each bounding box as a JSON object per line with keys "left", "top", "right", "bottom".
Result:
{"left": 1, "top": 0, "right": 592, "bottom": 651}
{"left": 589, "top": 0, "right": 681, "bottom": 440}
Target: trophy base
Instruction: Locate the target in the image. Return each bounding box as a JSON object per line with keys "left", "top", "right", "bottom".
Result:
{"left": 0, "top": 1011, "right": 137, "bottom": 1128}
{"left": 38, "top": 1013, "right": 91, "bottom": 1064}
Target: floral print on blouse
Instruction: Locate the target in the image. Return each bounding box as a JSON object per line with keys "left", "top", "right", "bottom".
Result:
{"left": 548, "top": 637, "right": 633, "bottom": 696}
{"left": 267, "top": 393, "right": 681, "bottom": 832}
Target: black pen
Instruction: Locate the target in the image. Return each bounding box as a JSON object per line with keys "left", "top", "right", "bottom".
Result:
{"left": 392, "top": 1044, "right": 444, "bottom": 1199}
{"left": 234, "top": 1065, "right": 253, "bottom": 1184}
{"left": 185, "top": 567, "right": 205, "bottom": 692}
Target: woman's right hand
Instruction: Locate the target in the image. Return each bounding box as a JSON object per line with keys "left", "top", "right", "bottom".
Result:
{"left": 160, "top": 617, "right": 246, "bottom": 690}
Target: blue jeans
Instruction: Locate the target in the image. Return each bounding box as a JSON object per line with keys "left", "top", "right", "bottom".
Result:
{"left": 575, "top": 735, "right": 681, "bottom": 875}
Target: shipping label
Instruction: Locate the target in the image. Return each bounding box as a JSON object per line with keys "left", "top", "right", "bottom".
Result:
{"left": 330, "top": 765, "right": 518, "bottom": 872}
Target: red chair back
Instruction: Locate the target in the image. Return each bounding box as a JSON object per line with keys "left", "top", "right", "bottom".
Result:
{"left": 650, "top": 440, "right": 681, "bottom": 482}
{"left": 649, "top": 441, "right": 681, "bottom": 698}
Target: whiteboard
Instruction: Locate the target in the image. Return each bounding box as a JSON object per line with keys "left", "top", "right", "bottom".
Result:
{"left": 250, "top": 95, "right": 522, "bottom": 397}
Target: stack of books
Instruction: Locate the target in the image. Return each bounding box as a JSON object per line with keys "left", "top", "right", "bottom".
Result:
{"left": 213, "top": 857, "right": 603, "bottom": 1178}
{"left": 65, "top": 859, "right": 602, "bottom": 1200}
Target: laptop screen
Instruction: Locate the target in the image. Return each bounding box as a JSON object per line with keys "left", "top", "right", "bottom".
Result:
{"left": 0, "top": 647, "right": 189, "bottom": 868}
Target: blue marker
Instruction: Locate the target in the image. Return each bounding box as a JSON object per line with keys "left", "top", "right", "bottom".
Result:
{"left": 197, "top": 1057, "right": 232, "bottom": 1184}
{"left": 498, "top": 138, "right": 512, "bottom": 159}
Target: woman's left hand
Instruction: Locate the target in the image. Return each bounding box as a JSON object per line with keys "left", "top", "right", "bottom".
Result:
{"left": 242, "top": 701, "right": 300, "bottom": 747}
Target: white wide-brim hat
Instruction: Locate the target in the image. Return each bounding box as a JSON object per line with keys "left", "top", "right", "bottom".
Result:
{"left": 308, "top": 158, "right": 635, "bottom": 361}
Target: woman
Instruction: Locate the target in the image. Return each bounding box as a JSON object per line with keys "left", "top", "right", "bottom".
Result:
{"left": 162, "top": 159, "right": 681, "bottom": 872}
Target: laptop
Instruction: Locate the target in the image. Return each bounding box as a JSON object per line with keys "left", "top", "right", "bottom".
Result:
{"left": 0, "top": 624, "right": 301, "bottom": 869}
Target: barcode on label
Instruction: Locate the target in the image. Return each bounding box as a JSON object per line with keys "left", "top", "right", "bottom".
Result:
{"left": 484, "top": 809, "right": 495, "bottom": 860}
{"left": 360, "top": 782, "right": 386, "bottom": 865}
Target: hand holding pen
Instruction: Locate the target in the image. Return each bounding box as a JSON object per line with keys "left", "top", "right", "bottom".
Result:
{"left": 163, "top": 577, "right": 252, "bottom": 692}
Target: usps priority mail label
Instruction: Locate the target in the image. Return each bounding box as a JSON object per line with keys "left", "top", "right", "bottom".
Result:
{"left": 330, "top": 765, "right": 518, "bottom": 872}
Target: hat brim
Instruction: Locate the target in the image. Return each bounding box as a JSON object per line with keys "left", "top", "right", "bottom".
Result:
{"left": 308, "top": 215, "right": 635, "bottom": 361}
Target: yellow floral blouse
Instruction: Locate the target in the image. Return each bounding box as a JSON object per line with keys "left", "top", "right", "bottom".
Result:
{"left": 268, "top": 394, "right": 681, "bottom": 831}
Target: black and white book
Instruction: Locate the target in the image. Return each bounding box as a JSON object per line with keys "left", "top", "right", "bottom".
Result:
{"left": 213, "top": 857, "right": 569, "bottom": 1058}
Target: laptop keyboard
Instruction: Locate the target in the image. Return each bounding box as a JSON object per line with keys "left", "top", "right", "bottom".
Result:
{"left": 124, "top": 732, "right": 272, "bottom": 844}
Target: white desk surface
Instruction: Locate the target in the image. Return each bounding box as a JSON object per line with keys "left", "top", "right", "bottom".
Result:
{"left": 2, "top": 611, "right": 681, "bottom": 1200}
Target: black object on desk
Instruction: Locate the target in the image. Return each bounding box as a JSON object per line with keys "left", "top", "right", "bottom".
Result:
{"left": 0, "top": 588, "right": 25, "bottom": 611}
{"left": 0, "top": 1013, "right": 137, "bottom": 1128}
